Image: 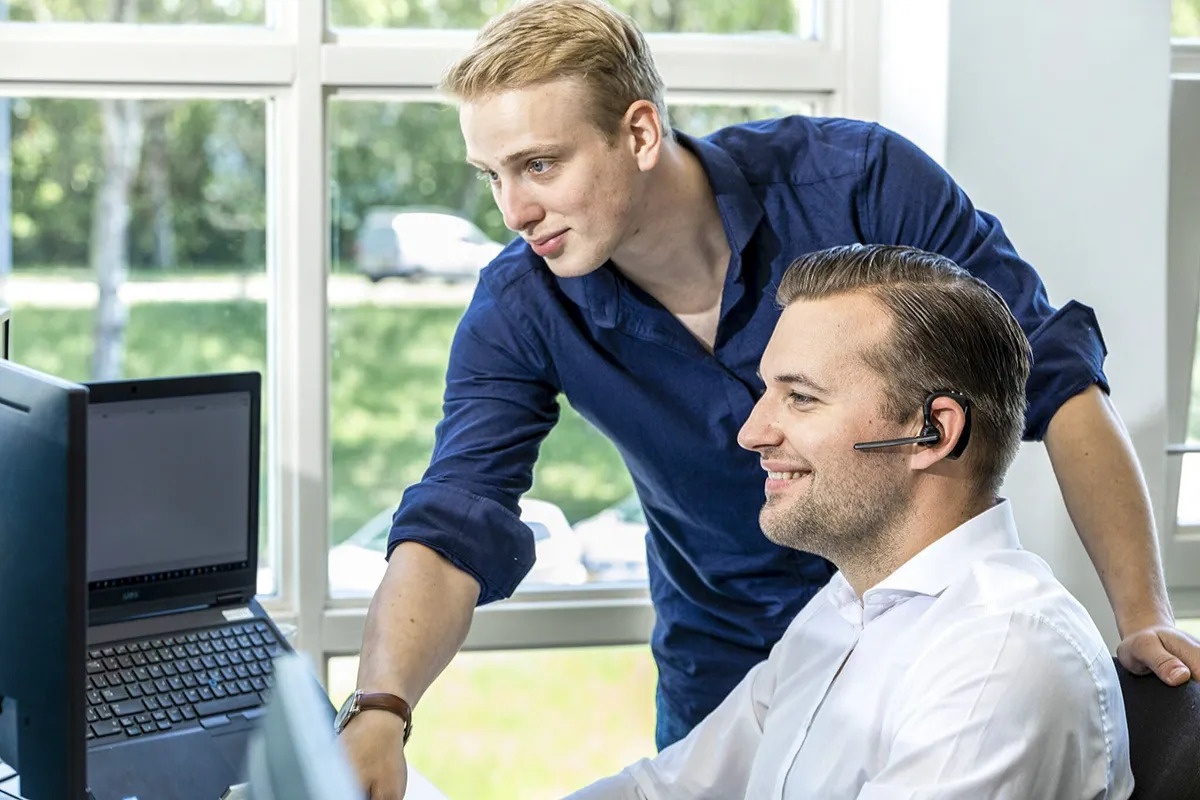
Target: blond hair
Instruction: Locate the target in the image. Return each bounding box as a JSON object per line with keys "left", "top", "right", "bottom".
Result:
{"left": 440, "top": 0, "right": 672, "bottom": 141}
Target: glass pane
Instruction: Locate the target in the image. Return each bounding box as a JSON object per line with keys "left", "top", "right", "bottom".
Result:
{"left": 1175, "top": 0, "right": 1200, "bottom": 38}
{"left": 333, "top": 0, "right": 817, "bottom": 36}
{"left": 327, "top": 98, "right": 815, "bottom": 597}
{"left": 327, "top": 647, "right": 656, "bottom": 798}
{"left": 1180, "top": 312, "right": 1200, "bottom": 525}
{"left": 0, "top": 96, "right": 275, "bottom": 593}
{"left": 0, "top": 0, "right": 265, "bottom": 24}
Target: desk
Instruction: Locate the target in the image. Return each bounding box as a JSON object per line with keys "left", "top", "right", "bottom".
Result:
{"left": 0, "top": 757, "right": 449, "bottom": 799}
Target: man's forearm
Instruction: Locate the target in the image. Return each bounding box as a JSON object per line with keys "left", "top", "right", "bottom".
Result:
{"left": 1043, "top": 384, "right": 1173, "bottom": 636}
{"left": 357, "top": 541, "right": 481, "bottom": 706}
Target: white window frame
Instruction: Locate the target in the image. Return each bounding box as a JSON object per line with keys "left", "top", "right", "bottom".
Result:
{"left": 1168, "top": 38, "right": 1200, "bottom": 617}
{"left": 0, "top": 0, "right": 877, "bottom": 676}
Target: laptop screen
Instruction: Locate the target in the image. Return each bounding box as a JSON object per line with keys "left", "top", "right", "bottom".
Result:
{"left": 86, "top": 387, "right": 254, "bottom": 590}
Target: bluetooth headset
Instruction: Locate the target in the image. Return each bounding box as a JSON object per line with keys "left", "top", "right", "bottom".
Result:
{"left": 853, "top": 390, "right": 972, "bottom": 460}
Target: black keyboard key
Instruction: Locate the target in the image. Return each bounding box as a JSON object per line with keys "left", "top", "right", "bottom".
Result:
{"left": 86, "top": 708, "right": 99, "bottom": 723}
{"left": 111, "top": 699, "right": 146, "bottom": 717}
{"left": 135, "top": 713, "right": 152, "bottom": 725}
{"left": 181, "top": 706, "right": 196, "bottom": 720}
{"left": 89, "top": 649, "right": 103, "bottom": 659}
{"left": 86, "top": 660, "right": 104, "bottom": 674}
{"left": 193, "top": 693, "right": 261, "bottom": 719}
{"left": 101, "top": 647, "right": 116, "bottom": 657}
{"left": 100, "top": 687, "right": 128, "bottom": 704}
{"left": 140, "top": 723, "right": 156, "bottom": 735}
{"left": 87, "top": 691, "right": 103, "bottom": 706}
{"left": 167, "top": 709, "right": 184, "bottom": 723}
{"left": 152, "top": 711, "right": 167, "bottom": 721}
{"left": 104, "top": 657, "right": 121, "bottom": 671}
{"left": 156, "top": 720, "right": 172, "bottom": 731}
{"left": 97, "top": 707, "right": 114, "bottom": 720}
{"left": 115, "top": 646, "right": 127, "bottom": 655}
{"left": 118, "top": 655, "right": 134, "bottom": 669}
{"left": 128, "top": 684, "right": 144, "bottom": 698}
{"left": 91, "top": 720, "right": 122, "bottom": 738}
{"left": 144, "top": 697, "right": 159, "bottom": 711}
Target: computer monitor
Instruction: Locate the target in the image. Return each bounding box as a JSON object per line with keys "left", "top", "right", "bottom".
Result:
{"left": 0, "top": 359, "right": 89, "bottom": 799}
{"left": 243, "top": 654, "right": 364, "bottom": 800}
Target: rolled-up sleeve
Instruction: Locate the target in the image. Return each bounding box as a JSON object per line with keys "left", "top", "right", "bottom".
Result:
{"left": 385, "top": 275, "right": 561, "bottom": 604}
{"left": 861, "top": 124, "right": 1109, "bottom": 440}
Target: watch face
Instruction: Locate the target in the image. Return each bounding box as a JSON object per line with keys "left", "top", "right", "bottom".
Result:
{"left": 334, "top": 690, "right": 359, "bottom": 733}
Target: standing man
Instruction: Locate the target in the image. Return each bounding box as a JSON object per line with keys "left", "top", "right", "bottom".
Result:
{"left": 336, "top": 1, "right": 1199, "bottom": 797}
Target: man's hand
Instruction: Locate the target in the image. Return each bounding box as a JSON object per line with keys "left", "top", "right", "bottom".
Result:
{"left": 341, "top": 711, "right": 410, "bottom": 800}
{"left": 1116, "top": 624, "right": 1200, "bottom": 686}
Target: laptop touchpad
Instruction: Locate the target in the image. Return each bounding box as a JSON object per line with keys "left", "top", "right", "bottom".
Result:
{"left": 88, "top": 729, "right": 239, "bottom": 800}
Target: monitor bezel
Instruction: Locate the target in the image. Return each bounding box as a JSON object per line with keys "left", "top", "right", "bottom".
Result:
{"left": 85, "top": 371, "right": 263, "bottom": 623}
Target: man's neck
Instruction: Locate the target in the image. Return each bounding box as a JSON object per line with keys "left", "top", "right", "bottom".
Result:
{"left": 837, "top": 490, "right": 997, "bottom": 599}
{"left": 609, "top": 138, "right": 731, "bottom": 315}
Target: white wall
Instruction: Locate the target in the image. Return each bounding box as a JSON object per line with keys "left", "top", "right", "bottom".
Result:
{"left": 877, "top": 0, "right": 1172, "bottom": 647}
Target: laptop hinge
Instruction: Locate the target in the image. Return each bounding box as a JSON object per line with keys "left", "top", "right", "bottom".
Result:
{"left": 216, "top": 591, "right": 248, "bottom": 606}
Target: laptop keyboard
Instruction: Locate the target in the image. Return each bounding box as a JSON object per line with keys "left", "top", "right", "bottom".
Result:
{"left": 84, "top": 621, "right": 282, "bottom": 742}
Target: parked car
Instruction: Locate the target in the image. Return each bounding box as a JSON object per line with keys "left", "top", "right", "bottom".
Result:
{"left": 328, "top": 497, "right": 588, "bottom": 596}
{"left": 353, "top": 207, "right": 505, "bottom": 283}
{"left": 573, "top": 493, "right": 650, "bottom": 583}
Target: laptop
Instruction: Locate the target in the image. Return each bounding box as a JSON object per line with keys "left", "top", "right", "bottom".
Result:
{"left": 80, "top": 371, "right": 292, "bottom": 800}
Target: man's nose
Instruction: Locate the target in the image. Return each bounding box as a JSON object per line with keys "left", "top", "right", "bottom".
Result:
{"left": 737, "top": 399, "right": 784, "bottom": 452}
{"left": 498, "top": 183, "right": 543, "bottom": 233}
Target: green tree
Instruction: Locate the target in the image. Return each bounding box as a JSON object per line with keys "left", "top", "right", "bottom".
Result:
{"left": 1175, "top": 0, "right": 1200, "bottom": 37}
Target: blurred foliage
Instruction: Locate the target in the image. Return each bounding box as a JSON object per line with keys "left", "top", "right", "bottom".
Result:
{"left": 4, "top": 0, "right": 263, "bottom": 23}
{"left": 331, "top": 0, "right": 806, "bottom": 34}
{"left": 1176, "top": 0, "right": 1200, "bottom": 37}
{"left": 8, "top": 98, "right": 266, "bottom": 270}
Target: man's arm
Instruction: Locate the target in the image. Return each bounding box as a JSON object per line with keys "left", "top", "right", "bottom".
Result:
{"left": 1045, "top": 384, "right": 1200, "bottom": 684}
{"left": 340, "top": 543, "right": 480, "bottom": 798}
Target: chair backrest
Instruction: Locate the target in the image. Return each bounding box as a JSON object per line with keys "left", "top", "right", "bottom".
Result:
{"left": 1115, "top": 658, "right": 1200, "bottom": 800}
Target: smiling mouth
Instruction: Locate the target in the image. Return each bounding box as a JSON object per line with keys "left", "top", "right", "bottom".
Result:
{"left": 766, "top": 471, "right": 808, "bottom": 480}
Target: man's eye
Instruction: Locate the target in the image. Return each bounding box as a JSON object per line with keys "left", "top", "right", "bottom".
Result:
{"left": 529, "top": 159, "right": 551, "bottom": 174}
{"left": 789, "top": 392, "right": 814, "bottom": 407}
{"left": 476, "top": 169, "right": 499, "bottom": 183}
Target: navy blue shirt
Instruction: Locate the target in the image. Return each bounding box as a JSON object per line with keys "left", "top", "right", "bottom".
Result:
{"left": 386, "top": 116, "right": 1109, "bottom": 731}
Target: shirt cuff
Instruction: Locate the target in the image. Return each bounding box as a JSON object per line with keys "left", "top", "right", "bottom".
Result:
{"left": 1023, "top": 300, "right": 1110, "bottom": 441}
{"left": 385, "top": 481, "right": 537, "bottom": 605}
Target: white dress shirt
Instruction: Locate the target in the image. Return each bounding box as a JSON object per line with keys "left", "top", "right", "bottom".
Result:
{"left": 566, "top": 501, "right": 1133, "bottom": 800}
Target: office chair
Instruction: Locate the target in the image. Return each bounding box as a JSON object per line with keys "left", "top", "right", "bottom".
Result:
{"left": 1115, "top": 657, "right": 1200, "bottom": 800}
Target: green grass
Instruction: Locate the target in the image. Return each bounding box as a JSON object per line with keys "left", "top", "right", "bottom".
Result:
{"left": 9, "top": 299, "right": 635, "bottom": 547}
{"left": 327, "top": 647, "right": 658, "bottom": 799}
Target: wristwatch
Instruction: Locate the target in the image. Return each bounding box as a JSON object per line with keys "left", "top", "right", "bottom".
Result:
{"left": 334, "top": 690, "right": 413, "bottom": 744}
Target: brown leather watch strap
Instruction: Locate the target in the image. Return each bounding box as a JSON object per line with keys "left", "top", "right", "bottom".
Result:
{"left": 358, "top": 692, "right": 414, "bottom": 744}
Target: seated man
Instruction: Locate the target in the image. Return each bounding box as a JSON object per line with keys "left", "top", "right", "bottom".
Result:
{"left": 567, "top": 243, "right": 1134, "bottom": 800}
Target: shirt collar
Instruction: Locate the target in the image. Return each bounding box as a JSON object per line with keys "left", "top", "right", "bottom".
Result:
{"left": 826, "top": 500, "right": 1022, "bottom": 625}
{"left": 557, "top": 129, "right": 765, "bottom": 329}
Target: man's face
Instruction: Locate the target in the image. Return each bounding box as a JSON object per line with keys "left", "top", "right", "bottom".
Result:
{"left": 460, "top": 79, "right": 648, "bottom": 278}
{"left": 737, "top": 293, "right": 917, "bottom": 563}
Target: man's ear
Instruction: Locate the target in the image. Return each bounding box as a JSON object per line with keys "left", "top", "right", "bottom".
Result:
{"left": 910, "top": 395, "right": 970, "bottom": 470}
{"left": 624, "top": 100, "right": 663, "bottom": 171}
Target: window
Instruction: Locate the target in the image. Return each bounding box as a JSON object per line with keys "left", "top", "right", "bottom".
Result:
{"left": 1176, "top": 0, "right": 1200, "bottom": 38}
{"left": 327, "top": 647, "right": 656, "bottom": 797}
{"left": 332, "top": 0, "right": 819, "bottom": 36}
{"left": 1, "top": 2, "right": 859, "bottom": 759}
{"left": 0, "top": 0, "right": 266, "bottom": 24}
{"left": 0, "top": 95, "right": 274, "bottom": 591}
